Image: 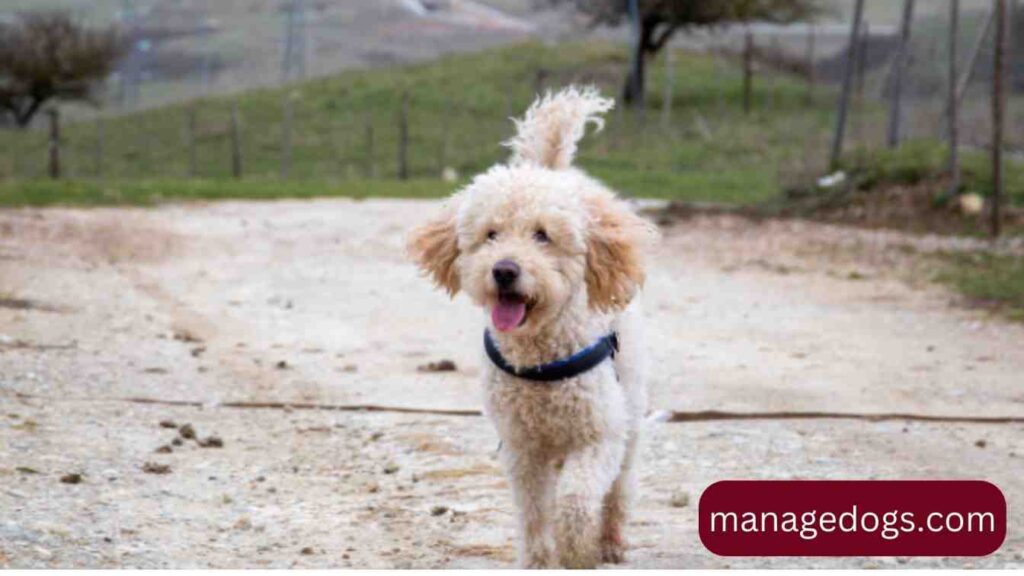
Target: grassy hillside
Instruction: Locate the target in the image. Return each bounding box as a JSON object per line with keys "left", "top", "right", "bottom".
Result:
{"left": 1, "top": 41, "right": 1021, "bottom": 209}
{"left": 0, "top": 42, "right": 833, "bottom": 204}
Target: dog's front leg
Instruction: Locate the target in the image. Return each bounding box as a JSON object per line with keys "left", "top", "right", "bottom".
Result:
{"left": 504, "top": 451, "right": 557, "bottom": 568}
{"left": 555, "top": 441, "right": 625, "bottom": 568}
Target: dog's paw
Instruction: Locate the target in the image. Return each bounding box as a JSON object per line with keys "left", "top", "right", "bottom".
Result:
{"left": 521, "top": 556, "right": 557, "bottom": 570}
{"left": 600, "top": 537, "right": 627, "bottom": 564}
{"left": 600, "top": 520, "right": 627, "bottom": 564}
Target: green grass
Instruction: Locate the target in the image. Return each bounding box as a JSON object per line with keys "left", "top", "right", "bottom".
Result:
{"left": 0, "top": 41, "right": 834, "bottom": 205}
{"left": 935, "top": 252, "right": 1024, "bottom": 322}
{"left": 840, "top": 141, "right": 1024, "bottom": 205}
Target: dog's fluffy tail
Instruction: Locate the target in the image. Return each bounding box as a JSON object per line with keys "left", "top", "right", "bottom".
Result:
{"left": 505, "top": 85, "right": 614, "bottom": 170}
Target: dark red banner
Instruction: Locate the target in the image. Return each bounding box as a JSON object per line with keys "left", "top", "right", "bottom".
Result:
{"left": 699, "top": 480, "right": 1005, "bottom": 556}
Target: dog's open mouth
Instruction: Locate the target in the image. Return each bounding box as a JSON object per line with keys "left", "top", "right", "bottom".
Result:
{"left": 492, "top": 292, "right": 531, "bottom": 332}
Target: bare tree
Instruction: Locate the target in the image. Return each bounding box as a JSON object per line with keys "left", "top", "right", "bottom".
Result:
{"left": 0, "top": 11, "right": 122, "bottom": 128}
{"left": 545, "top": 0, "right": 818, "bottom": 106}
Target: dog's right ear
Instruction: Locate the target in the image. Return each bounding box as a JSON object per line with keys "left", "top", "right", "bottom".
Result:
{"left": 407, "top": 205, "right": 460, "bottom": 296}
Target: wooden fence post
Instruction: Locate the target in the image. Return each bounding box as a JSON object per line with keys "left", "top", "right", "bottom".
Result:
{"left": 331, "top": 121, "right": 346, "bottom": 179}
{"left": 743, "top": 27, "right": 754, "bottom": 114}
{"left": 230, "top": 101, "right": 243, "bottom": 179}
{"left": 186, "top": 105, "right": 198, "bottom": 177}
{"left": 830, "top": 0, "right": 865, "bottom": 170}
{"left": 47, "top": 108, "right": 60, "bottom": 180}
{"left": 8, "top": 128, "right": 18, "bottom": 179}
{"left": 439, "top": 99, "right": 451, "bottom": 176}
{"left": 94, "top": 115, "right": 104, "bottom": 178}
{"left": 364, "top": 112, "right": 375, "bottom": 179}
{"left": 280, "top": 93, "right": 295, "bottom": 179}
{"left": 397, "top": 91, "right": 409, "bottom": 180}
{"left": 888, "top": 0, "right": 915, "bottom": 148}
{"left": 806, "top": 23, "right": 817, "bottom": 104}
{"left": 991, "top": 0, "right": 1007, "bottom": 238}
{"left": 661, "top": 46, "right": 674, "bottom": 128}
{"left": 947, "top": 0, "right": 960, "bottom": 196}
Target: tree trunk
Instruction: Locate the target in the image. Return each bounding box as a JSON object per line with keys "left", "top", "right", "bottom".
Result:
{"left": 47, "top": 108, "right": 60, "bottom": 179}
{"left": 622, "top": 38, "right": 648, "bottom": 106}
{"left": 622, "top": 8, "right": 653, "bottom": 108}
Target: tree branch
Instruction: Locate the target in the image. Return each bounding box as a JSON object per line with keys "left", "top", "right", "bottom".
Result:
{"left": 648, "top": 22, "right": 679, "bottom": 52}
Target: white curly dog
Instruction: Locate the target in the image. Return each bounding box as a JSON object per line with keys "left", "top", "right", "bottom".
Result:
{"left": 408, "top": 86, "right": 656, "bottom": 568}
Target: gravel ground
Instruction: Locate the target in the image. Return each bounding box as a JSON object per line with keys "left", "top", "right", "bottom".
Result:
{"left": 1, "top": 199, "right": 1023, "bottom": 568}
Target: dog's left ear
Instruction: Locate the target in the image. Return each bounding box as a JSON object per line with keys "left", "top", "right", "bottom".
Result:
{"left": 407, "top": 205, "right": 461, "bottom": 296}
{"left": 584, "top": 194, "right": 657, "bottom": 312}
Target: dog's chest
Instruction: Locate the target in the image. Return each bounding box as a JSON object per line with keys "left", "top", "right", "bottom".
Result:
{"left": 484, "top": 364, "right": 623, "bottom": 450}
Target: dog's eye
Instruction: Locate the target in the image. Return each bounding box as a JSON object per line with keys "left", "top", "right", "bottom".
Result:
{"left": 533, "top": 229, "right": 550, "bottom": 244}
{"left": 486, "top": 230, "right": 498, "bottom": 241}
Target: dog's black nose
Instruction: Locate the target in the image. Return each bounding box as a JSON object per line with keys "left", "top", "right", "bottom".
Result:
{"left": 492, "top": 259, "right": 520, "bottom": 289}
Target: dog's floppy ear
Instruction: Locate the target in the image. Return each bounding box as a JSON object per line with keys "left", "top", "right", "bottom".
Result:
{"left": 584, "top": 194, "right": 657, "bottom": 312}
{"left": 505, "top": 85, "right": 613, "bottom": 170}
{"left": 407, "top": 204, "right": 460, "bottom": 296}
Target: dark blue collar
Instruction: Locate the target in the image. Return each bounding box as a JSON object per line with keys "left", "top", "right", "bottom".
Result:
{"left": 484, "top": 330, "right": 618, "bottom": 383}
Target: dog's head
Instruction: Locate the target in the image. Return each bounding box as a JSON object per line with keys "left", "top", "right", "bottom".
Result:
{"left": 408, "top": 86, "right": 656, "bottom": 335}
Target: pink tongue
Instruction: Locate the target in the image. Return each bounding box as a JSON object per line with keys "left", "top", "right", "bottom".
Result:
{"left": 491, "top": 300, "right": 526, "bottom": 332}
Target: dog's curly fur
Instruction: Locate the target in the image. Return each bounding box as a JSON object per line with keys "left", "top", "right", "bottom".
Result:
{"left": 408, "top": 86, "right": 656, "bottom": 568}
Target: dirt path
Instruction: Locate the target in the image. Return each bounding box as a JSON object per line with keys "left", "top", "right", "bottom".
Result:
{"left": 1, "top": 199, "right": 1022, "bottom": 568}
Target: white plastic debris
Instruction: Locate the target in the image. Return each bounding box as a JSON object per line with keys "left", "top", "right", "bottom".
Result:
{"left": 817, "top": 171, "right": 847, "bottom": 189}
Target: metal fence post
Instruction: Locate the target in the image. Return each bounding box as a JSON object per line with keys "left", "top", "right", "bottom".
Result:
{"left": 397, "top": 91, "right": 409, "bottom": 180}
{"left": 230, "top": 101, "right": 243, "bottom": 179}
{"left": 830, "top": 0, "right": 865, "bottom": 170}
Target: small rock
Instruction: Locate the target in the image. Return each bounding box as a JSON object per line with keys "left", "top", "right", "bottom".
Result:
{"left": 369, "top": 431, "right": 384, "bottom": 441}
{"left": 276, "top": 360, "right": 289, "bottom": 370}
{"left": 191, "top": 346, "right": 206, "bottom": 358}
{"left": 417, "top": 359, "right": 457, "bottom": 373}
{"left": 957, "top": 193, "right": 985, "bottom": 216}
{"left": 367, "top": 483, "right": 380, "bottom": 494}
{"left": 154, "top": 445, "right": 173, "bottom": 454}
{"left": 171, "top": 437, "right": 184, "bottom": 447}
{"left": 142, "top": 462, "right": 171, "bottom": 475}
{"left": 670, "top": 490, "right": 690, "bottom": 508}
{"left": 383, "top": 463, "right": 400, "bottom": 475}
{"left": 159, "top": 420, "right": 178, "bottom": 429}
{"left": 173, "top": 329, "right": 202, "bottom": 343}
{"left": 430, "top": 505, "right": 449, "bottom": 516}
{"left": 178, "top": 424, "right": 196, "bottom": 440}
{"left": 975, "top": 439, "right": 987, "bottom": 448}
{"left": 300, "top": 546, "right": 315, "bottom": 556}
{"left": 198, "top": 436, "right": 224, "bottom": 448}
{"left": 340, "top": 364, "right": 358, "bottom": 373}
{"left": 16, "top": 466, "right": 40, "bottom": 475}
{"left": 60, "top": 473, "right": 83, "bottom": 484}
